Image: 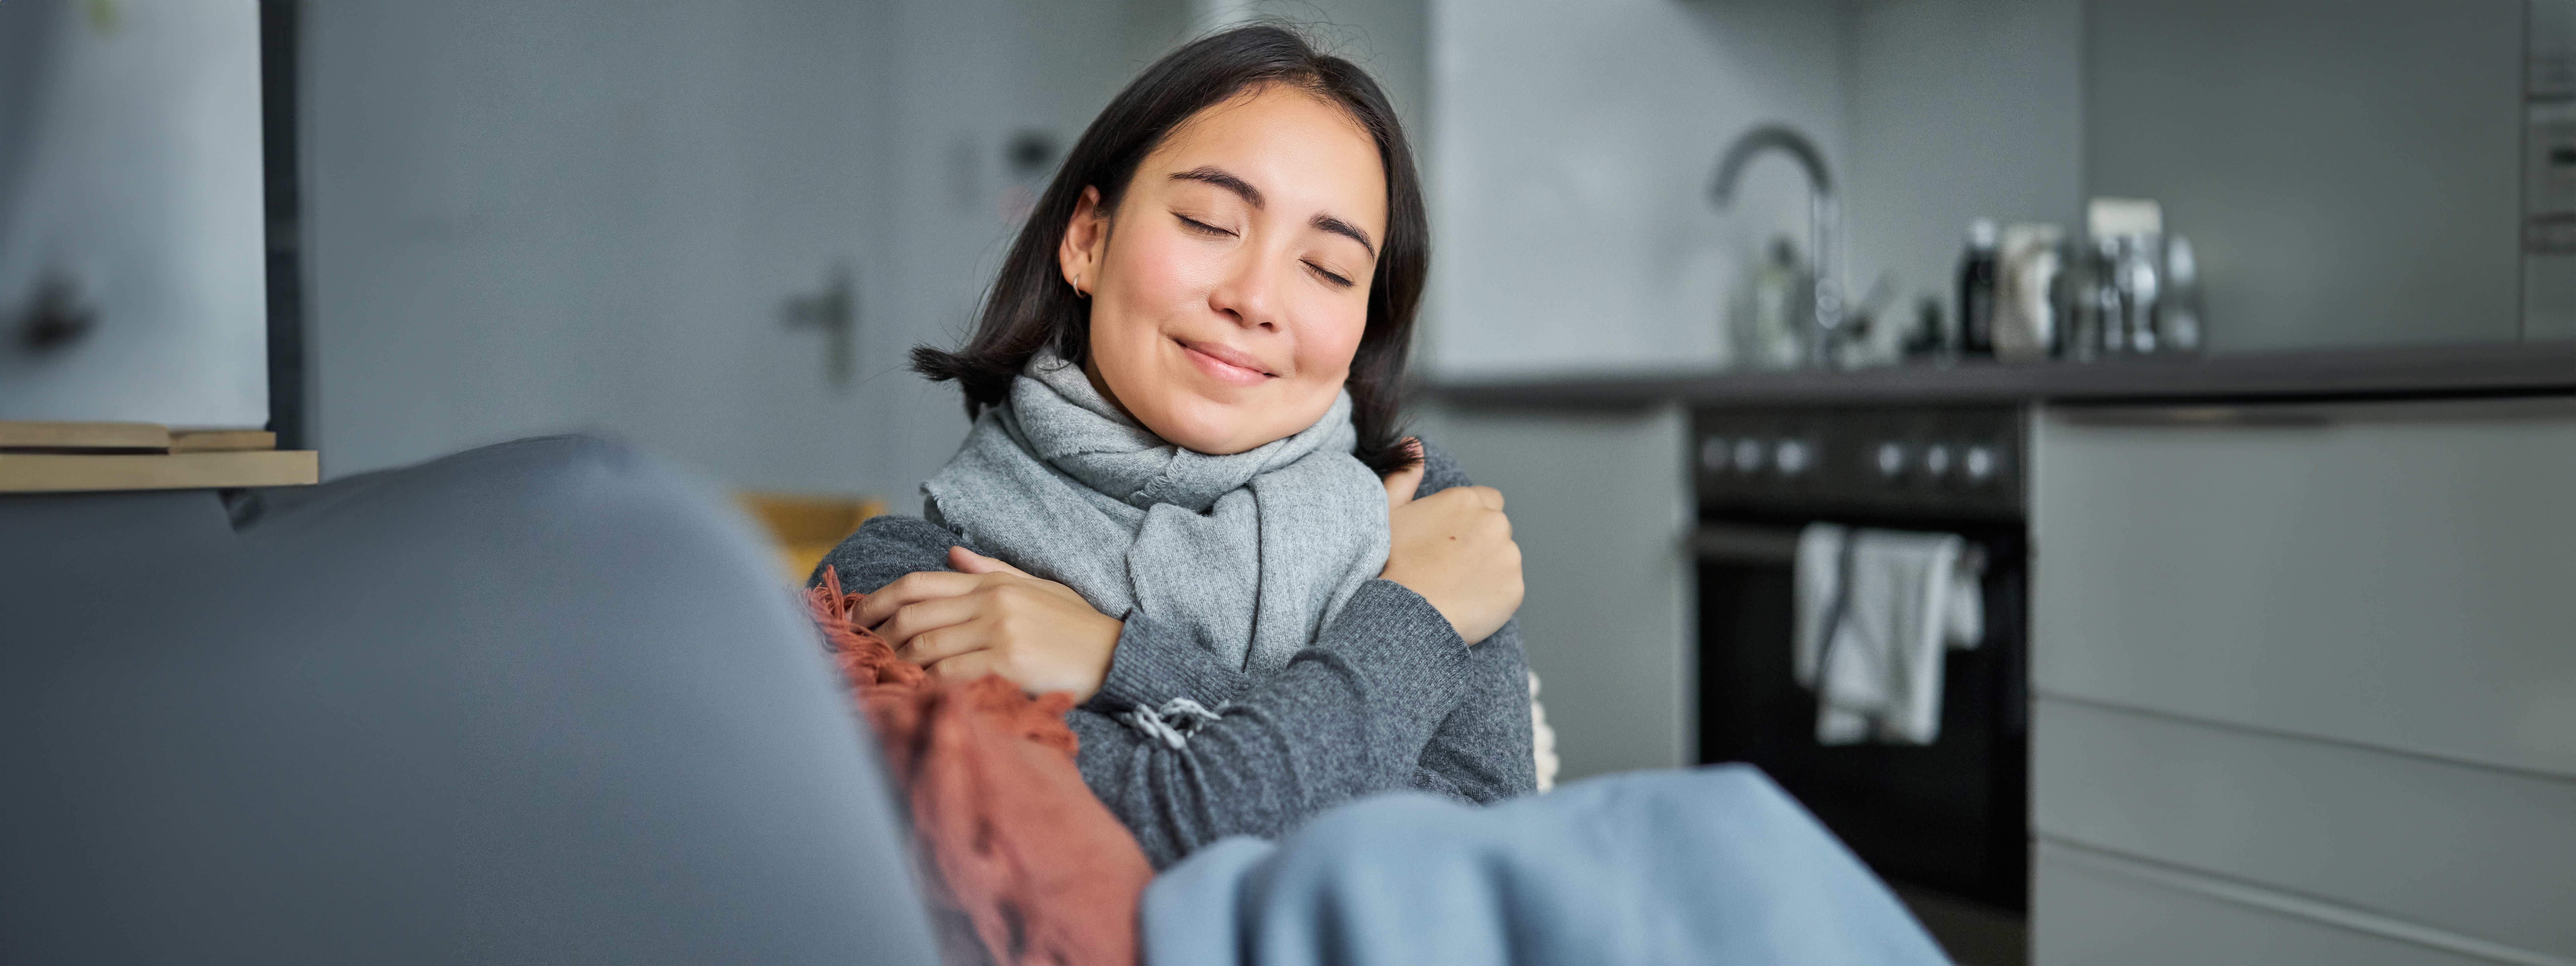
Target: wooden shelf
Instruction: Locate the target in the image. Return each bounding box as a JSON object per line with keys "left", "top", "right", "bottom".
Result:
{"left": 169, "top": 429, "right": 277, "bottom": 453}
{"left": 0, "top": 421, "right": 170, "bottom": 451}
{"left": 0, "top": 450, "right": 319, "bottom": 493}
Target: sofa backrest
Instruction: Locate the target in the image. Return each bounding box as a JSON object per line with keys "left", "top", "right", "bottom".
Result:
{"left": 0, "top": 436, "right": 938, "bottom": 966}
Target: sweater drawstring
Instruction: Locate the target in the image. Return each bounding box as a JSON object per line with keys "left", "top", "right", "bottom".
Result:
{"left": 1122, "top": 697, "right": 1224, "bottom": 749}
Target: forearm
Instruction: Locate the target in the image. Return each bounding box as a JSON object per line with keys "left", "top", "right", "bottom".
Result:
{"left": 1408, "top": 617, "right": 1538, "bottom": 803}
{"left": 1073, "top": 578, "right": 1473, "bottom": 868}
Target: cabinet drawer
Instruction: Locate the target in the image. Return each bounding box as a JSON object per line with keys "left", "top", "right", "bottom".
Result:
{"left": 2035, "top": 698, "right": 2576, "bottom": 959}
{"left": 2035, "top": 842, "right": 2503, "bottom": 966}
{"left": 2030, "top": 399, "right": 2576, "bottom": 776}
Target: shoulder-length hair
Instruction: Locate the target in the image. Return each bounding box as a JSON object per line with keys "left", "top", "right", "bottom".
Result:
{"left": 909, "top": 24, "right": 1427, "bottom": 477}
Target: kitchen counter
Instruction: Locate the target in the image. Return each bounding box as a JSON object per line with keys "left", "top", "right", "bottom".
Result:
{"left": 1423, "top": 342, "right": 2576, "bottom": 409}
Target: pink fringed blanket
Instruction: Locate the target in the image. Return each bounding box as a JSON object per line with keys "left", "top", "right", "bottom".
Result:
{"left": 806, "top": 569, "right": 1152, "bottom": 966}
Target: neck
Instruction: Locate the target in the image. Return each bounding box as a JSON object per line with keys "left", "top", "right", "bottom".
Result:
{"left": 1076, "top": 353, "right": 1143, "bottom": 427}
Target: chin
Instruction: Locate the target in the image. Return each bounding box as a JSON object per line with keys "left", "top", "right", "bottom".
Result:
{"left": 1132, "top": 393, "right": 1269, "bottom": 455}
{"left": 1151, "top": 408, "right": 1260, "bottom": 455}
{"left": 1122, "top": 362, "right": 1341, "bottom": 455}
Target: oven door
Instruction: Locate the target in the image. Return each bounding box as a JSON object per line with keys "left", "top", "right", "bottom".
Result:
{"left": 1693, "top": 511, "right": 2029, "bottom": 912}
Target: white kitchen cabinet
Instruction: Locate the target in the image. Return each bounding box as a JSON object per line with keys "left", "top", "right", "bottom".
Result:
{"left": 2029, "top": 398, "right": 2576, "bottom": 966}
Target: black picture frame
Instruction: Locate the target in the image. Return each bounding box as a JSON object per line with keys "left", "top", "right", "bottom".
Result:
{"left": 260, "top": 0, "right": 304, "bottom": 449}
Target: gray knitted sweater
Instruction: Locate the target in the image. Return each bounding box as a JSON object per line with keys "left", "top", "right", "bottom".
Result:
{"left": 813, "top": 441, "right": 1537, "bottom": 868}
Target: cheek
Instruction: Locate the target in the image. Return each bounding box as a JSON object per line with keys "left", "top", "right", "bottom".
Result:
{"left": 1088, "top": 227, "right": 1210, "bottom": 385}
{"left": 1101, "top": 226, "right": 1217, "bottom": 319}
{"left": 1293, "top": 299, "right": 1369, "bottom": 386}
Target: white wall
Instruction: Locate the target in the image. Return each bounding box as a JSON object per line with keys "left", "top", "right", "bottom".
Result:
{"left": 1422, "top": 0, "right": 1850, "bottom": 378}
{"left": 0, "top": 0, "right": 268, "bottom": 428}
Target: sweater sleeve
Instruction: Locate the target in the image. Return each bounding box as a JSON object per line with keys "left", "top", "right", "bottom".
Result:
{"left": 810, "top": 514, "right": 961, "bottom": 595}
{"left": 1407, "top": 616, "right": 1537, "bottom": 803}
{"left": 1400, "top": 442, "right": 1539, "bottom": 805}
{"left": 1068, "top": 577, "right": 1476, "bottom": 868}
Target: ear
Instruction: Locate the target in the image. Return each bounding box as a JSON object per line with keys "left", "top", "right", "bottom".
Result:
{"left": 1057, "top": 185, "right": 1108, "bottom": 297}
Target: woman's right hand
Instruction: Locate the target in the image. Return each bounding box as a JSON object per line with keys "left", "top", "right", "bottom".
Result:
{"left": 1376, "top": 443, "right": 1524, "bottom": 645}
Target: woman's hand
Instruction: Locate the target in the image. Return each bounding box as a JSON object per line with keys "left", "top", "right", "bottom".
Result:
{"left": 1376, "top": 441, "right": 1524, "bottom": 645}
{"left": 852, "top": 546, "right": 1123, "bottom": 701}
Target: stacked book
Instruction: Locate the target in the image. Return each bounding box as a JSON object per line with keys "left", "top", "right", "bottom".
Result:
{"left": 0, "top": 422, "right": 318, "bottom": 493}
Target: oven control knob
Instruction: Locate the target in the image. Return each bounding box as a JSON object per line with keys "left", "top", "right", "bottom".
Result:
{"left": 1774, "top": 439, "right": 1811, "bottom": 476}
{"left": 1874, "top": 441, "right": 1906, "bottom": 479}
{"left": 1923, "top": 444, "right": 1953, "bottom": 479}
{"left": 1733, "top": 438, "right": 1766, "bottom": 474}
{"left": 1964, "top": 445, "right": 1998, "bottom": 483}
{"left": 1700, "top": 436, "right": 1731, "bottom": 472}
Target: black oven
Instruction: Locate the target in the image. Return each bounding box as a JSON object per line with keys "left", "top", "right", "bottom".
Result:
{"left": 1691, "top": 404, "right": 2029, "bottom": 915}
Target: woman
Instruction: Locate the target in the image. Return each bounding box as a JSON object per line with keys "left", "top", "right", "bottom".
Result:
{"left": 815, "top": 25, "right": 1533, "bottom": 868}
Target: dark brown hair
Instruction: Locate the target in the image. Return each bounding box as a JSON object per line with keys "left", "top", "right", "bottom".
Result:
{"left": 909, "top": 24, "right": 1427, "bottom": 476}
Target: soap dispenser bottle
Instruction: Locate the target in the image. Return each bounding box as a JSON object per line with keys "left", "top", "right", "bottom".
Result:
{"left": 2158, "top": 235, "right": 2204, "bottom": 355}
{"left": 1747, "top": 236, "right": 1807, "bottom": 369}
{"left": 1957, "top": 219, "right": 1999, "bottom": 357}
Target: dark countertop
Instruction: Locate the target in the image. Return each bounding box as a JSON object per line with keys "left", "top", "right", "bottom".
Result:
{"left": 1422, "top": 342, "right": 2576, "bottom": 410}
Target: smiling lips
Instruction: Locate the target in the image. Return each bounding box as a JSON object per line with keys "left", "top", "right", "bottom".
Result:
{"left": 1176, "top": 337, "right": 1276, "bottom": 386}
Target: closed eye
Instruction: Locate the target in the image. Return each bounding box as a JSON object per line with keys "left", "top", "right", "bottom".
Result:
{"left": 1305, "top": 261, "right": 1354, "bottom": 288}
{"left": 1175, "top": 212, "right": 1236, "bottom": 238}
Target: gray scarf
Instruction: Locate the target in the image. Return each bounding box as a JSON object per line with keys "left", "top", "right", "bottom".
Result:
{"left": 921, "top": 353, "right": 1391, "bottom": 676}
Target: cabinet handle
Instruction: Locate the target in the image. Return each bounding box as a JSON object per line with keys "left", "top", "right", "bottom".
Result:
{"left": 1688, "top": 522, "right": 1803, "bottom": 565}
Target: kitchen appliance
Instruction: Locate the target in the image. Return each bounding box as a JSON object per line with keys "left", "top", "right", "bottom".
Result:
{"left": 1691, "top": 403, "right": 2029, "bottom": 914}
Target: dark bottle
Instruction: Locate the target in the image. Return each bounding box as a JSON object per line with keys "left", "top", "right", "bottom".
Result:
{"left": 1957, "top": 218, "right": 1999, "bottom": 356}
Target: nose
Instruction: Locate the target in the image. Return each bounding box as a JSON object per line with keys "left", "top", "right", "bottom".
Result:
{"left": 1205, "top": 249, "right": 1282, "bottom": 332}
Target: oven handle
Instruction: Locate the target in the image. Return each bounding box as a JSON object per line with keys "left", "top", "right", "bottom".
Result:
{"left": 1688, "top": 521, "right": 1804, "bottom": 565}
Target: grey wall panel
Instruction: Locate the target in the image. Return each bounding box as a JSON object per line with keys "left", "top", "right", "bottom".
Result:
{"left": 1409, "top": 402, "right": 1693, "bottom": 781}
{"left": 2029, "top": 399, "right": 2576, "bottom": 776}
{"left": 2035, "top": 842, "right": 2507, "bottom": 966}
{"left": 2035, "top": 698, "right": 2576, "bottom": 959}
{"left": 2086, "top": 0, "right": 2526, "bottom": 353}
{"left": 305, "top": 0, "right": 901, "bottom": 489}
{"left": 2530, "top": 253, "right": 2576, "bottom": 341}
{"left": 304, "top": 0, "right": 1190, "bottom": 496}
{"left": 1845, "top": 0, "right": 2085, "bottom": 339}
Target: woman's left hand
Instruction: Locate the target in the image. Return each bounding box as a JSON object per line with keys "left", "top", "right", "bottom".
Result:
{"left": 851, "top": 546, "right": 1123, "bottom": 701}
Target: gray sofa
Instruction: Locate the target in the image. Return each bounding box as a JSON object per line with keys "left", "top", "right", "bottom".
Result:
{"left": 1, "top": 436, "right": 939, "bottom": 965}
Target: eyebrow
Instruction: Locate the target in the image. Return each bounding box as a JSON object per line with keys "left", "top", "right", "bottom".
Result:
{"left": 1171, "top": 165, "right": 1263, "bottom": 208}
{"left": 1171, "top": 164, "right": 1378, "bottom": 260}
{"left": 1311, "top": 214, "right": 1376, "bottom": 259}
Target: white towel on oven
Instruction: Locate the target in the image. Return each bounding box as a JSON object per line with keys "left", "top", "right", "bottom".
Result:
{"left": 1793, "top": 524, "right": 1984, "bottom": 745}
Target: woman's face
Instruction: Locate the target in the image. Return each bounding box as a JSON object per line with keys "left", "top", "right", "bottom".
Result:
{"left": 1059, "top": 84, "right": 1387, "bottom": 456}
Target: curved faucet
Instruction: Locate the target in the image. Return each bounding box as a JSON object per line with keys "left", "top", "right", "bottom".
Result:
{"left": 1710, "top": 124, "right": 1841, "bottom": 355}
